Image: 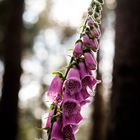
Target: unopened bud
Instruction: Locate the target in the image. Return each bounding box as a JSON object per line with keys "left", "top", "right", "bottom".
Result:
{"left": 88, "top": 7, "right": 93, "bottom": 15}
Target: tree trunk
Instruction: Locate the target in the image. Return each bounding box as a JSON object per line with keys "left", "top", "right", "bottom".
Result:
{"left": 106, "top": 0, "right": 140, "bottom": 140}
{"left": 0, "top": 0, "right": 24, "bottom": 140}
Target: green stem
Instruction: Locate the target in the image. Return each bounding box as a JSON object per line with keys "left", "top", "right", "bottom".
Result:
{"left": 63, "top": 57, "right": 74, "bottom": 80}
{"left": 48, "top": 106, "right": 57, "bottom": 140}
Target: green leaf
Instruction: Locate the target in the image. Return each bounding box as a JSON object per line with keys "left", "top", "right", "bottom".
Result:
{"left": 50, "top": 103, "right": 55, "bottom": 110}
{"left": 51, "top": 116, "right": 56, "bottom": 123}
{"left": 68, "top": 48, "right": 73, "bottom": 51}
{"left": 52, "top": 71, "right": 64, "bottom": 78}
{"left": 35, "top": 127, "right": 48, "bottom": 131}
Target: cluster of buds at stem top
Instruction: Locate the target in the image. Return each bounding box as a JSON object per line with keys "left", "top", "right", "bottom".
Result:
{"left": 43, "top": 0, "right": 104, "bottom": 140}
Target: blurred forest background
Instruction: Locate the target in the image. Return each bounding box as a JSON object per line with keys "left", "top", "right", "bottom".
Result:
{"left": 0, "top": 0, "right": 140, "bottom": 140}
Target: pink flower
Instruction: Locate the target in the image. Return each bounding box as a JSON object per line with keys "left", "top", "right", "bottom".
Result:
{"left": 73, "top": 41, "right": 83, "bottom": 58}
{"left": 92, "top": 28, "right": 101, "bottom": 38}
{"left": 47, "top": 76, "right": 63, "bottom": 104}
{"left": 79, "top": 61, "right": 96, "bottom": 88}
{"left": 63, "top": 99, "right": 81, "bottom": 117}
{"left": 87, "top": 19, "right": 94, "bottom": 27}
{"left": 45, "top": 109, "right": 54, "bottom": 129}
{"left": 62, "top": 99, "right": 83, "bottom": 127}
{"left": 50, "top": 120, "right": 63, "bottom": 140}
{"left": 65, "top": 67, "right": 82, "bottom": 94}
{"left": 83, "top": 34, "right": 99, "bottom": 51}
{"left": 63, "top": 125, "right": 76, "bottom": 140}
{"left": 79, "top": 62, "right": 91, "bottom": 78}
{"left": 63, "top": 90, "right": 85, "bottom": 107}
{"left": 84, "top": 52, "right": 96, "bottom": 70}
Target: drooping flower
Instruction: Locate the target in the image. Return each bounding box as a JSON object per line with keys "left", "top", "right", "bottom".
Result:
{"left": 84, "top": 52, "right": 96, "bottom": 70}
{"left": 83, "top": 34, "right": 99, "bottom": 51}
{"left": 79, "top": 61, "right": 89, "bottom": 78}
{"left": 63, "top": 89, "right": 86, "bottom": 108}
{"left": 92, "top": 28, "right": 101, "bottom": 38}
{"left": 62, "top": 99, "right": 83, "bottom": 128}
{"left": 47, "top": 75, "right": 63, "bottom": 104}
{"left": 43, "top": 1, "right": 104, "bottom": 139}
{"left": 82, "top": 75, "right": 97, "bottom": 89}
{"left": 63, "top": 125, "right": 76, "bottom": 140}
{"left": 87, "top": 19, "right": 94, "bottom": 27}
{"left": 73, "top": 41, "right": 83, "bottom": 58}
{"left": 81, "top": 88, "right": 91, "bottom": 100}
{"left": 45, "top": 109, "right": 54, "bottom": 129}
{"left": 50, "top": 120, "right": 63, "bottom": 140}
{"left": 79, "top": 61, "right": 96, "bottom": 88}
{"left": 65, "top": 67, "right": 82, "bottom": 94}
{"left": 63, "top": 99, "right": 81, "bottom": 117}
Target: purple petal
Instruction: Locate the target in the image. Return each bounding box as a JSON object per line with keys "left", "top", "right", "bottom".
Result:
{"left": 63, "top": 113, "right": 83, "bottom": 129}
{"left": 63, "top": 90, "right": 86, "bottom": 105}
{"left": 63, "top": 125, "right": 76, "bottom": 140}
{"left": 81, "top": 88, "right": 91, "bottom": 100}
{"left": 87, "top": 19, "right": 94, "bottom": 27}
{"left": 65, "top": 77, "right": 82, "bottom": 94}
{"left": 82, "top": 75, "right": 97, "bottom": 89}
{"left": 92, "top": 28, "right": 101, "bottom": 38}
{"left": 63, "top": 99, "right": 81, "bottom": 117}
{"left": 84, "top": 52, "right": 96, "bottom": 70}
{"left": 47, "top": 76, "right": 63, "bottom": 104}
{"left": 67, "top": 67, "right": 80, "bottom": 79}
{"left": 65, "top": 68, "right": 82, "bottom": 94}
{"left": 79, "top": 61, "right": 89, "bottom": 79}
{"left": 83, "top": 34, "right": 99, "bottom": 51}
{"left": 51, "top": 120, "right": 63, "bottom": 140}
{"left": 73, "top": 41, "right": 83, "bottom": 58}
{"left": 45, "top": 110, "right": 54, "bottom": 129}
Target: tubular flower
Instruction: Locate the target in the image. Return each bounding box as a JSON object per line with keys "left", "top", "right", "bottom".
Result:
{"left": 79, "top": 61, "right": 96, "bottom": 89}
{"left": 45, "top": 109, "right": 54, "bottom": 129}
{"left": 63, "top": 125, "right": 76, "bottom": 140}
{"left": 43, "top": 0, "right": 104, "bottom": 139}
{"left": 92, "top": 28, "right": 101, "bottom": 38}
{"left": 84, "top": 52, "right": 97, "bottom": 70}
{"left": 63, "top": 89, "right": 87, "bottom": 106}
{"left": 63, "top": 99, "right": 81, "bottom": 117}
{"left": 65, "top": 67, "right": 82, "bottom": 94}
{"left": 50, "top": 120, "right": 63, "bottom": 140}
{"left": 87, "top": 19, "right": 94, "bottom": 27}
{"left": 73, "top": 41, "right": 83, "bottom": 58}
{"left": 47, "top": 75, "right": 63, "bottom": 104}
{"left": 83, "top": 34, "right": 99, "bottom": 51}
{"left": 62, "top": 99, "right": 83, "bottom": 128}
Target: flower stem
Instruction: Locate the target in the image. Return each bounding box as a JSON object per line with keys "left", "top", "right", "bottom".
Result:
{"left": 47, "top": 1, "right": 102, "bottom": 139}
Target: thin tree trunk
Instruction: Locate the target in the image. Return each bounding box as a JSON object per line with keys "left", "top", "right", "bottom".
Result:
{"left": 0, "top": 0, "right": 24, "bottom": 140}
{"left": 106, "top": 0, "right": 140, "bottom": 140}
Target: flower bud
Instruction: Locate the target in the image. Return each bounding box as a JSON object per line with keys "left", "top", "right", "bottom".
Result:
{"left": 73, "top": 41, "right": 83, "bottom": 58}
{"left": 88, "top": 7, "right": 93, "bottom": 15}
{"left": 87, "top": 19, "right": 94, "bottom": 27}
{"left": 83, "top": 34, "right": 99, "bottom": 51}
{"left": 84, "top": 52, "right": 96, "bottom": 70}
{"left": 92, "top": 28, "right": 101, "bottom": 38}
